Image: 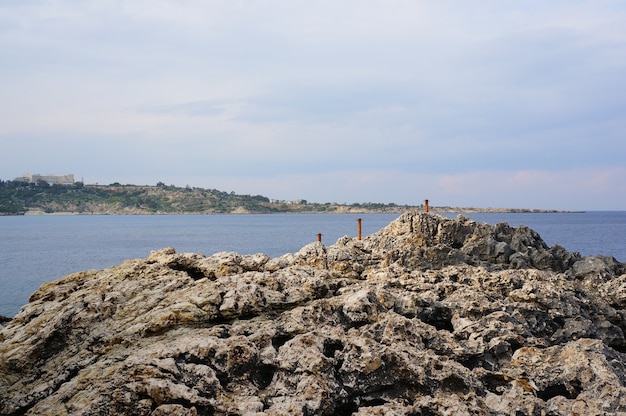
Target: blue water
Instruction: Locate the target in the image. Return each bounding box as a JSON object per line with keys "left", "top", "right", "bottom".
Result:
{"left": 0, "top": 211, "right": 624, "bottom": 317}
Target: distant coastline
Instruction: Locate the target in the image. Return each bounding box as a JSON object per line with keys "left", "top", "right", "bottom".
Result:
{"left": 435, "top": 207, "right": 585, "bottom": 214}
{"left": 10, "top": 207, "right": 584, "bottom": 216}
{"left": 0, "top": 181, "right": 583, "bottom": 216}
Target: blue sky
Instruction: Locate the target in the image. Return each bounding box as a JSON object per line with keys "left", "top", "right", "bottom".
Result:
{"left": 1, "top": 1, "right": 625, "bottom": 210}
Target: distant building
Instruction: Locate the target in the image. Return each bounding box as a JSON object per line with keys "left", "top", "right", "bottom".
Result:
{"left": 14, "top": 173, "right": 75, "bottom": 185}
{"left": 270, "top": 199, "right": 306, "bottom": 204}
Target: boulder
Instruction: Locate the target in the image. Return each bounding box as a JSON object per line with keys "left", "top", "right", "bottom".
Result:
{"left": 1, "top": 210, "right": 625, "bottom": 415}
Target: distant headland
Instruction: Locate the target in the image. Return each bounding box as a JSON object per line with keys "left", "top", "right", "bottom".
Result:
{"left": 0, "top": 176, "right": 579, "bottom": 215}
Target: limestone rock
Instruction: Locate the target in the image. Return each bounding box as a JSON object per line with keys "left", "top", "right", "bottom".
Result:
{"left": 1, "top": 210, "right": 625, "bottom": 415}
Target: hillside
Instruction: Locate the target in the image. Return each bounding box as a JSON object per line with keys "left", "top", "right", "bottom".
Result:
{"left": 0, "top": 181, "right": 409, "bottom": 215}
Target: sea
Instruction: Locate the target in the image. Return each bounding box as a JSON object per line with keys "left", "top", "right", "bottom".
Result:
{"left": 0, "top": 211, "right": 624, "bottom": 318}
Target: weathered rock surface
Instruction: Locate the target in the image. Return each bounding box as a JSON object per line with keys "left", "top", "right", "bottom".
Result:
{"left": 1, "top": 211, "right": 625, "bottom": 415}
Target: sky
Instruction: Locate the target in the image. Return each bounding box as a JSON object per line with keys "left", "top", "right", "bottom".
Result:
{"left": 1, "top": 1, "right": 625, "bottom": 210}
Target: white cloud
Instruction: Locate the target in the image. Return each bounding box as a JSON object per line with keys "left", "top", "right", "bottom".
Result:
{"left": 165, "top": 166, "right": 625, "bottom": 211}
{"left": 1, "top": 0, "right": 625, "bottom": 209}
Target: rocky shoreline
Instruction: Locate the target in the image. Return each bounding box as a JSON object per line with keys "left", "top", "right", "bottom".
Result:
{"left": 1, "top": 210, "right": 624, "bottom": 415}
{"left": 10, "top": 206, "right": 581, "bottom": 216}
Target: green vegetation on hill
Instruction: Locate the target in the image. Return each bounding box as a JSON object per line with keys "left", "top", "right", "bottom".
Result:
{"left": 0, "top": 180, "right": 410, "bottom": 215}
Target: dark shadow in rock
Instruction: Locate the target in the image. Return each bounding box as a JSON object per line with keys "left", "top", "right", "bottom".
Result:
{"left": 612, "top": 344, "right": 626, "bottom": 354}
{"left": 439, "top": 374, "right": 470, "bottom": 394}
{"left": 458, "top": 353, "right": 499, "bottom": 372}
{"left": 480, "top": 372, "right": 511, "bottom": 395}
{"left": 271, "top": 333, "right": 294, "bottom": 350}
{"left": 213, "top": 325, "right": 230, "bottom": 339}
{"left": 335, "top": 397, "right": 388, "bottom": 415}
{"left": 361, "top": 398, "right": 387, "bottom": 407}
{"left": 536, "top": 380, "right": 582, "bottom": 401}
{"left": 417, "top": 304, "right": 453, "bottom": 332}
{"left": 458, "top": 356, "right": 482, "bottom": 371}
{"left": 323, "top": 339, "right": 344, "bottom": 358}
{"left": 334, "top": 399, "right": 359, "bottom": 416}
{"left": 509, "top": 337, "right": 524, "bottom": 354}
{"left": 517, "top": 308, "right": 561, "bottom": 339}
{"left": 168, "top": 260, "right": 207, "bottom": 280}
{"left": 252, "top": 363, "right": 276, "bottom": 389}
{"left": 41, "top": 328, "right": 68, "bottom": 360}
{"left": 214, "top": 370, "right": 229, "bottom": 388}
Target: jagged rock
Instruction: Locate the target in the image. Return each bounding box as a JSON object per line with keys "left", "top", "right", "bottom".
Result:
{"left": 1, "top": 210, "right": 625, "bottom": 415}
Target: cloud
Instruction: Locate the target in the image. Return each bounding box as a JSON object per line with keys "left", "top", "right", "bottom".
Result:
{"left": 0, "top": 1, "right": 625, "bottom": 209}
{"left": 435, "top": 167, "right": 626, "bottom": 210}
{"left": 161, "top": 166, "right": 624, "bottom": 211}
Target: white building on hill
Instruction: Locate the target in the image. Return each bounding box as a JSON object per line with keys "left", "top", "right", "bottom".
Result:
{"left": 14, "top": 173, "right": 75, "bottom": 185}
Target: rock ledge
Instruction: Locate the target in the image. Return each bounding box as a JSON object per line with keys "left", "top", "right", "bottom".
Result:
{"left": 1, "top": 211, "right": 625, "bottom": 415}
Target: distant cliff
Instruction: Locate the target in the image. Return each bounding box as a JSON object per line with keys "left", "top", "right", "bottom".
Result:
{"left": 0, "top": 181, "right": 409, "bottom": 215}
{"left": 1, "top": 211, "right": 624, "bottom": 415}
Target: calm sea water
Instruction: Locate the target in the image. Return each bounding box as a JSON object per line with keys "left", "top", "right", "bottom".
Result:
{"left": 0, "top": 211, "right": 624, "bottom": 317}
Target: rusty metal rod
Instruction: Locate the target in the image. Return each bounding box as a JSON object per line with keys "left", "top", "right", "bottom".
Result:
{"left": 425, "top": 199, "right": 429, "bottom": 213}
{"left": 357, "top": 218, "right": 362, "bottom": 240}
{"left": 317, "top": 233, "right": 322, "bottom": 243}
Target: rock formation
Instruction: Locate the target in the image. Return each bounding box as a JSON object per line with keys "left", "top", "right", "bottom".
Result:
{"left": 1, "top": 211, "right": 625, "bottom": 415}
